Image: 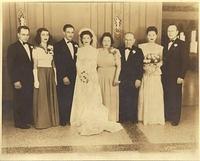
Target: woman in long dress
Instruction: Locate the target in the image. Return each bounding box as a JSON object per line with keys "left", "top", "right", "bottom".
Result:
{"left": 32, "top": 28, "right": 59, "bottom": 129}
{"left": 70, "top": 28, "right": 122, "bottom": 135}
{"left": 138, "top": 26, "right": 165, "bottom": 125}
{"left": 97, "top": 32, "right": 121, "bottom": 122}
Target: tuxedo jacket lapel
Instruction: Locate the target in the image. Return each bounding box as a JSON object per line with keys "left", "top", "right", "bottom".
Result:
{"left": 17, "top": 41, "right": 32, "bottom": 63}
{"left": 168, "top": 41, "right": 173, "bottom": 51}
{"left": 28, "top": 43, "right": 33, "bottom": 62}
{"left": 72, "top": 41, "right": 78, "bottom": 61}
{"left": 61, "top": 39, "right": 75, "bottom": 61}
{"left": 120, "top": 48, "right": 126, "bottom": 63}
{"left": 126, "top": 50, "right": 133, "bottom": 62}
{"left": 121, "top": 48, "right": 133, "bottom": 62}
{"left": 61, "top": 39, "right": 70, "bottom": 54}
{"left": 168, "top": 38, "right": 178, "bottom": 52}
{"left": 165, "top": 39, "right": 180, "bottom": 63}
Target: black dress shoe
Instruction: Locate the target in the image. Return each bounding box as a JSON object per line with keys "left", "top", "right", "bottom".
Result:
{"left": 15, "top": 124, "right": 31, "bottom": 129}
{"left": 171, "top": 122, "right": 179, "bottom": 126}
{"left": 60, "top": 122, "right": 67, "bottom": 126}
{"left": 132, "top": 120, "right": 138, "bottom": 124}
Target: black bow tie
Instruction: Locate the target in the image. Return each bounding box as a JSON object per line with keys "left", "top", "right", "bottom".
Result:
{"left": 125, "top": 47, "right": 131, "bottom": 50}
{"left": 22, "top": 42, "right": 28, "bottom": 45}
{"left": 169, "top": 40, "right": 175, "bottom": 43}
{"left": 67, "top": 41, "right": 72, "bottom": 44}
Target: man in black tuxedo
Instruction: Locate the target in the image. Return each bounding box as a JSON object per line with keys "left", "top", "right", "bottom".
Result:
{"left": 119, "top": 32, "right": 144, "bottom": 123}
{"left": 7, "top": 26, "right": 34, "bottom": 129}
{"left": 54, "top": 24, "right": 78, "bottom": 126}
{"left": 162, "top": 24, "right": 188, "bottom": 126}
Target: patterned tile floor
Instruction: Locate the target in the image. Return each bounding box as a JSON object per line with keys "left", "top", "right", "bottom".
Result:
{"left": 1, "top": 71, "right": 199, "bottom": 157}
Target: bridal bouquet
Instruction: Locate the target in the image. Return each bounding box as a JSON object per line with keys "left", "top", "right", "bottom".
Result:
{"left": 143, "top": 53, "right": 160, "bottom": 65}
{"left": 143, "top": 53, "right": 161, "bottom": 74}
{"left": 79, "top": 71, "right": 89, "bottom": 83}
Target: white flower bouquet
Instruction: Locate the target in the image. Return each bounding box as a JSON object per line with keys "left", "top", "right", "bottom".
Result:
{"left": 143, "top": 53, "right": 161, "bottom": 74}
{"left": 143, "top": 53, "right": 161, "bottom": 65}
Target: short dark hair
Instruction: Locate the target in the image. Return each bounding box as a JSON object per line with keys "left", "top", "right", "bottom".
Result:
{"left": 34, "top": 28, "right": 53, "bottom": 45}
{"left": 146, "top": 26, "right": 158, "bottom": 35}
{"left": 80, "top": 30, "right": 93, "bottom": 45}
{"left": 100, "top": 32, "right": 114, "bottom": 47}
{"left": 63, "top": 24, "right": 74, "bottom": 32}
{"left": 17, "top": 26, "right": 30, "bottom": 33}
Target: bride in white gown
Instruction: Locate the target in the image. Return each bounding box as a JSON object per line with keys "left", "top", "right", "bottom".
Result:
{"left": 70, "top": 28, "right": 122, "bottom": 135}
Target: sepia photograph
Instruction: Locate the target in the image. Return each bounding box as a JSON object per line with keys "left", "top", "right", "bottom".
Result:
{"left": 0, "top": 0, "right": 199, "bottom": 160}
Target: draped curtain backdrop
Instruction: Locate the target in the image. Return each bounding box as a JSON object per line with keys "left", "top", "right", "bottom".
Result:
{"left": 2, "top": 2, "right": 162, "bottom": 101}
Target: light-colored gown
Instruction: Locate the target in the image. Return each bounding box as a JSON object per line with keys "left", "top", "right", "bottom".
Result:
{"left": 32, "top": 47, "right": 59, "bottom": 129}
{"left": 97, "top": 48, "right": 121, "bottom": 122}
{"left": 138, "top": 43, "right": 165, "bottom": 125}
{"left": 70, "top": 46, "right": 122, "bottom": 135}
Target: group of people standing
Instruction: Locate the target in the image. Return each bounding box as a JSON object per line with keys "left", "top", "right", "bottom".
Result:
{"left": 7, "top": 23, "right": 188, "bottom": 136}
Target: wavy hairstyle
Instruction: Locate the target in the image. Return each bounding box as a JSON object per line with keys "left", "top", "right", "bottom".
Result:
{"left": 34, "top": 28, "right": 53, "bottom": 45}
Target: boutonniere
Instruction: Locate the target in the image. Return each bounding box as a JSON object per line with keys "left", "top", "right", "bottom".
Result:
{"left": 30, "top": 45, "right": 34, "bottom": 49}
{"left": 174, "top": 43, "right": 178, "bottom": 47}
{"left": 132, "top": 50, "right": 136, "bottom": 54}
{"left": 109, "top": 48, "right": 118, "bottom": 55}
{"left": 74, "top": 44, "right": 79, "bottom": 48}
{"left": 47, "top": 45, "right": 54, "bottom": 55}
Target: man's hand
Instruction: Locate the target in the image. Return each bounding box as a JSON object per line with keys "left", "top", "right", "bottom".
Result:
{"left": 63, "top": 76, "right": 71, "bottom": 85}
{"left": 113, "top": 79, "right": 121, "bottom": 86}
{"left": 34, "top": 81, "right": 39, "bottom": 88}
{"left": 14, "top": 81, "right": 22, "bottom": 89}
{"left": 177, "top": 77, "right": 184, "bottom": 84}
{"left": 135, "top": 80, "right": 141, "bottom": 88}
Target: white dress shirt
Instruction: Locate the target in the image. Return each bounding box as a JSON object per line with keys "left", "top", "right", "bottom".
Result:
{"left": 19, "top": 40, "right": 31, "bottom": 60}
{"left": 125, "top": 49, "right": 130, "bottom": 61}
{"left": 64, "top": 38, "right": 74, "bottom": 59}
{"left": 168, "top": 41, "right": 173, "bottom": 50}
{"left": 168, "top": 38, "right": 177, "bottom": 50}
